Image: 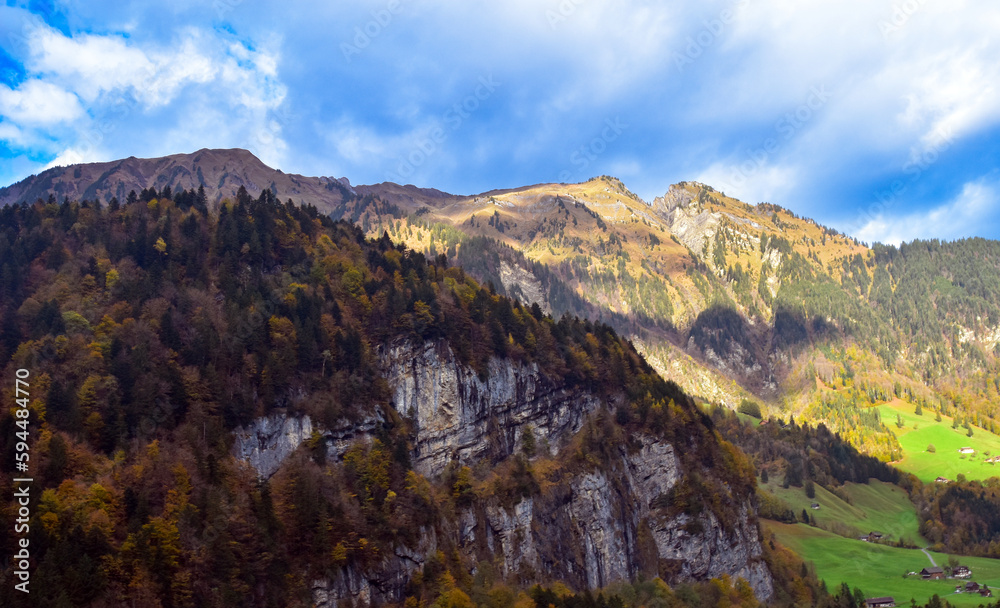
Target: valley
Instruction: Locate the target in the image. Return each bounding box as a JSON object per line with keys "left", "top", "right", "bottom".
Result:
{"left": 878, "top": 400, "right": 1000, "bottom": 483}
{"left": 4, "top": 150, "right": 1000, "bottom": 607}
{"left": 767, "top": 521, "right": 1000, "bottom": 607}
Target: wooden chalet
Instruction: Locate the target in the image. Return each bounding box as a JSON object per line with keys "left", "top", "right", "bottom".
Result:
{"left": 865, "top": 597, "right": 896, "bottom": 608}
{"left": 920, "top": 566, "right": 944, "bottom": 579}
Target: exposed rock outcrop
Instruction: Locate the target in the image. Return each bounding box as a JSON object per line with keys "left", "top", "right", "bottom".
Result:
{"left": 233, "top": 342, "right": 773, "bottom": 606}
{"left": 380, "top": 340, "right": 601, "bottom": 477}
{"left": 232, "top": 413, "right": 313, "bottom": 479}
{"left": 453, "top": 435, "right": 772, "bottom": 601}
{"left": 499, "top": 260, "right": 550, "bottom": 315}
{"left": 312, "top": 529, "right": 438, "bottom": 607}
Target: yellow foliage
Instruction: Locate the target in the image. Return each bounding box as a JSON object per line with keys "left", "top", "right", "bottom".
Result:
{"left": 435, "top": 587, "right": 475, "bottom": 608}
{"left": 331, "top": 541, "right": 348, "bottom": 565}
{"left": 40, "top": 511, "right": 60, "bottom": 535}
{"left": 105, "top": 268, "right": 120, "bottom": 289}
{"left": 513, "top": 592, "right": 536, "bottom": 608}
{"left": 268, "top": 315, "right": 296, "bottom": 340}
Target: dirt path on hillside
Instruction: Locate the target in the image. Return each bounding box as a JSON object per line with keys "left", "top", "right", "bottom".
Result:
{"left": 921, "top": 547, "right": 937, "bottom": 567}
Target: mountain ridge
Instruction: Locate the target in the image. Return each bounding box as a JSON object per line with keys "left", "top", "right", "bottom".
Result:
{"left": 8, "top": 149, "right": 1000, "bottom": 466}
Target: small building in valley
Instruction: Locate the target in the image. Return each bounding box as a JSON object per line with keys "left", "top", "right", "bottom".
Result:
{"left": 811, "top": 502, "right": 820, "bottom": 509}
{"left": 935, "top": 476, "right": 951, "bottom": 483}
{"left": 921, "top": 566, "right": 944, "bottom": 579}
{"left": 865, "top": 597, "right": 896, "bottom": 608}
{"left": 959, "top": 447, "right": 976, "bottom": 454}
{"left": 954, "top": 565, "right": 971, "bottom": 578}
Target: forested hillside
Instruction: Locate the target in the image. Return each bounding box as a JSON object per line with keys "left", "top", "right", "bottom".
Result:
{"left": 7, "top": 150, "right": 1000, "bottom": 470}
{"left": 0, "top": 190, "right": 796, "bottom": 607}
{"left": 338, "top": 179, "right": 1000, "bottom": 463}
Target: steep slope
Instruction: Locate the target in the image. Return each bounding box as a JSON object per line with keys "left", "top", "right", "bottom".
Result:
{"left": 0, "top": 148, "right": 355, "bottom": 211}
{"left": 0, "top": 194, "right": 774, "bottom": 606}
{"left": 9, "top": 150, "right": 1000, "bottom": 464}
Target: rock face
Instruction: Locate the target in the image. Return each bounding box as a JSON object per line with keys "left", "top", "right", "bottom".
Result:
{"left": 455, "top": 435, "right": 773, "bottom": 601}
{"left": 380, "top": 340, "right": 601, "bottom": 477}
{"left": 312, "top": 530, "right": 437, "bottom": 608}
{"left": 499, "top": 260, "right": 550, "bottom": 315}
{"left": 232, "top": 413, "right": 313, "bottom": 479}
{"left": 233, "top": 341, "right": 773, "bottom": 605}
{"left": 653, "top": 184, "right": 723, "bottom": 258}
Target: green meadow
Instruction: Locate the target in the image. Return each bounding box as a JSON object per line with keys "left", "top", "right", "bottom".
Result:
{"left": 759, "top": 477, "right": 926, "bottom": 545}
{"left": 878, "top": 401, "right": 1000, "bottom": 483}
{"left": 767, "top": 521, "right": 1000, "bottom": 607}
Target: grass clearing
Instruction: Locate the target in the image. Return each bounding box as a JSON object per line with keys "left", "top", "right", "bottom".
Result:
{"left": 766, "top": 520, "right": 1000, "bottom": 607}
{"left": 759, "top": 478, "right": 926, "bottom": 545}
{"left": 878, "top": 400, "right": 1000, "bottom": 483}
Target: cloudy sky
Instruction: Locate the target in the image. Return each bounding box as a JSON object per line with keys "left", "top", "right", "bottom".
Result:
{"left": 1, "top": 0, "right": 999, "bottom": 244}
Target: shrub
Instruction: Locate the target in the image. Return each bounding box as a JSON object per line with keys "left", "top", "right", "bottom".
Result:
{"left": 738, "top": 399, "right": 762, "bottom": 419}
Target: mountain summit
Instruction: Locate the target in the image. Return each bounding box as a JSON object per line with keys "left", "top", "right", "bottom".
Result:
{"left": 0, "top": 148, "right": 357, "bottom": 211}
{"left": 7, "top": 150, "right": 1000, "bottom": 465}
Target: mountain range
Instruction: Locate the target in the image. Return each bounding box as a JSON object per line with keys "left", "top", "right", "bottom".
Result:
{"left": 4, "top": 148, "right": 1000, "bottom": 607}
{"left": 8, "top": 148, "right": 1000, "bottom": 462}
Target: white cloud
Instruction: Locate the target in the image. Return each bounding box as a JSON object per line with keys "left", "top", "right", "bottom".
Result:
{"left": 26, "top": 26, "right": 218, "bottom": 107}
{"left": 4, "top": 21, "right": 289, "bottom": 176}
{"left": 695, "top": 160, "right": 798, "bottom": 205}
{"left": 678, "top": 0, "right": 1000, "bottom": 222}
{"left": 0, "top": 122, "right": 25, "bottom": 146}
{"left": 42, "top": 147, "right": 102, "bottom": 170}
{"left": 0, "top": 80, "right": 84, "bottom": 125}
{"left": 854, "top": 178, "right": 1000, "bottom": 245}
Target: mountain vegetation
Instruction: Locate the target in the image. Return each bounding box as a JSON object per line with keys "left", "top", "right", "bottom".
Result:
{"left": 8, "top": 151, "right": 1000, "bottom": 607}
{"left": 0, "top": 189, "right": 782, "bottom": 607}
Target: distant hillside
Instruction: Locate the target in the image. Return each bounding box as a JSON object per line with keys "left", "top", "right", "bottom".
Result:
{"left": 0, "top": 193, "right": 782, "bottom": 606}
{"left": 7, "top": 150, "right": 1000, "bottom": 464}
{"left": 0, "top": 148, "right": 356, "bottom": 211}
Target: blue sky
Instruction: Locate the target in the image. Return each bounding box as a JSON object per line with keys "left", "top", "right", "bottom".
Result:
{"left": 1, "top": 0, "right": 999, "bottom": 244}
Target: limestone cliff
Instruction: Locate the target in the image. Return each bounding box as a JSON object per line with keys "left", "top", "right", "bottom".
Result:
{"left": 380, "top": 339, "right": 600, "bottom": 477}
{"left": 457, "top": 435, "right": 772, "bottom": 600}
{"left": 232, "top": 340, "right": 773, "bottom": 605}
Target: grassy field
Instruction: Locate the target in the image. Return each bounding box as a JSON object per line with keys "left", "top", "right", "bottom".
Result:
{"left": 878, "top": 400, "right": 1000, "bottom": 483}
{"left": 767, "top": 521, "right": 1000, "bottom": 607}
{"left": 760, "top": 478, "right": 927, "bottom": 545}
